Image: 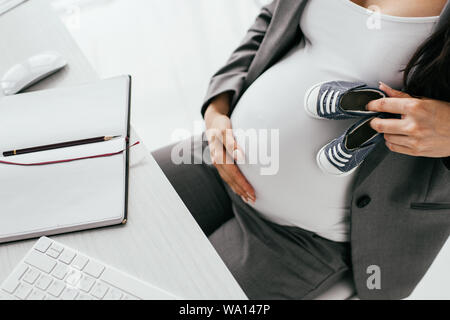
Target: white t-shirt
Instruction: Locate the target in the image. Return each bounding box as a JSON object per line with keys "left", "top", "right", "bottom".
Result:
{"left": 231, "top": 0, "right": 439, "bottom": 242}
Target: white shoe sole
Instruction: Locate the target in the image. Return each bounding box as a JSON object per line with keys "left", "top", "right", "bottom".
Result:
{"left": 304, "top": 81, "right": 329, "bottom": 120}
{"left": 316, "top": 145, "right": 359, "bottom": 177}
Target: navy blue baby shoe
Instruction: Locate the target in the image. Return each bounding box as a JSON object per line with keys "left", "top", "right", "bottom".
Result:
{"left": 305, "top": 81, "right": 386, "bottom": 119}
{"left": 316, "top": 116, "right": 383, "bottom": 176}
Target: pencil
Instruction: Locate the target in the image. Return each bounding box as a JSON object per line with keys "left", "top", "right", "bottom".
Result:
{"left": 3, "top": 136, "right": 121, "bottom": 157}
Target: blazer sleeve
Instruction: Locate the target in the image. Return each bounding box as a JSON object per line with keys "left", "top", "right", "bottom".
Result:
{"left": 201, "top": 1, "right": 277, "bottom": 117}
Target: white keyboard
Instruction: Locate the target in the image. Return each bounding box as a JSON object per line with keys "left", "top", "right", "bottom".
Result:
{"left": 0, "top": 237, "right": 178, "bottom": 300}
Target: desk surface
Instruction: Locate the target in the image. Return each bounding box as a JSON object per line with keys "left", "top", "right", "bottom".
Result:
{"left": 0, "top": 0, "right": 246, "bottom": 300}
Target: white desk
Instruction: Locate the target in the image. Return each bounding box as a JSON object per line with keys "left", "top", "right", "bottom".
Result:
{"left": 408, "top": 238, "right": 450, "bottom": 300}
{"left": 0, "top": 0, "right": 247, "bottom": 300}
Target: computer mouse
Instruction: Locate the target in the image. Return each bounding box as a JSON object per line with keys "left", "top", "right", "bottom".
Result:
{"left": 0, "top": 51, "right": 67, "bottom": 95}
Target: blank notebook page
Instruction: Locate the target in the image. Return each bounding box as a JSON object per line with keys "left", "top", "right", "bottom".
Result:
{"left": 0, "top": 76, "right": 130, "bottom": 243}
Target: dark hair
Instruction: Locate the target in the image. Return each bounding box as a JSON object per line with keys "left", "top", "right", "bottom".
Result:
{"left": 404, "top": 19, "right": 450, "bottom": 102}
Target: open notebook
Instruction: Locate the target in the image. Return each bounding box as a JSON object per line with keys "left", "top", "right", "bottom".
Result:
{"left": 0, "top": 76, "right": 131, "bottom": 243}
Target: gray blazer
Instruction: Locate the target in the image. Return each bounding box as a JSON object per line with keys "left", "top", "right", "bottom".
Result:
{"left": 202, "top": 0, "right": 450, "bottom": 299}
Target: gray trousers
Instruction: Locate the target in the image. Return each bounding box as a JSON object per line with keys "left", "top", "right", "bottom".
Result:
{"left": 152, "top": 135, "right": 351, "bottom": 299}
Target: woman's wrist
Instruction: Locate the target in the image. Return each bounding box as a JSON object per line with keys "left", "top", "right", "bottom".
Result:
{"left": 204, "top": 92, "right": 232, "bottom": 127}
{"left": 435, "top": 101, "right": 450, "bottom": 138}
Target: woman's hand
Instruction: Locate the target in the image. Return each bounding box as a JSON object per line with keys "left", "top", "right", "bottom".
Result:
{"left": 367, "top": 82, "right": 450, "bottom": 158}
{"left": 204, "top": 93, "right": 256, "bottom": 203}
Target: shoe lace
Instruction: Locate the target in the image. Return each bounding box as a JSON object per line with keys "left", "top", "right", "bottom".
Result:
{"left": 328, "top": 143, "right": 352, "bottom": 168}
{"left": 320, "top": 90, "right": 340, "bottom": 115}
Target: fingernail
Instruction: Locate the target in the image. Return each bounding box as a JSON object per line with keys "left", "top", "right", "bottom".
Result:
{"left": 379, "top": 81, "right": 388, "bottom": 89}
{"left": 241, "top": 195, "right": 248, "bottom": 203}
{"left": 247, "top": 192, "right": 256, "bottom": 201}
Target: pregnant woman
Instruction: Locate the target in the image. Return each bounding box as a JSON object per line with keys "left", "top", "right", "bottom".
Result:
{"left": 154, "top": 0, "right": 450, "bottom": 299}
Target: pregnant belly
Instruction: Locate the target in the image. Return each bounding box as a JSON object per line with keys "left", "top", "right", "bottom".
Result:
{"left": 230, "top": 53, "right": 357, "bottom": 232}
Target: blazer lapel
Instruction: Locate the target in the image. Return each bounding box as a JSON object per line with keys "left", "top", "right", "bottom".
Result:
{"left": 437, "top": 0, "right": 449, "bottom": 30}
{"left": 246, "top": 0, "right": 309, "bottom": 85}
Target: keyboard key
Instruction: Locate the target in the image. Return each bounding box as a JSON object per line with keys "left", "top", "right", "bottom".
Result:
{"left": 84, "top": 260, "right": 105, "bottom": 279}
{"left": 27, "top": 289, "right": 46, "bottom": 300}
{"left": 14, "top": 264, "right": 29, "bottom": 280}
{"left": 45, "top": 295, "right": 59, "bottom": 300}
{"left": 1, "top": 278, "right": 20, "bottom": 294}
{"left": 47, "top": 281, "right": 65, "bottom": 297}
{"left": 104, "top": 288, "right": 123, "bottom": 300}
{"left": 76, "top": 293, "right": 93, "bottom": 300}
{"left": 23, "top": 269, "right": 40, "bottom": 285}
{"left": 2, "top": 264, "right": 29, "bottom": 294}
{"left": 50, "top": 243, "right": 64, "bottom": 253}
{"left": 46, "top": 248, "right": 62, "bottom": 259}
{"left": 34, "top": 237, "right": 53, "bottom": 253}
{"left": 91, "top": 282, "right": 109, "bottom": 299}
{"left": 25, "top": 251, "right": 56, "bottom": 274}
{"left": 52, "top": 264, "right": 69, "bottom": 280}
{"left": 60, "top": 287, "right": 79, "bottom": 300}
{"left": 78, "top": 275, "right": 95, "bottom": 293}
{"left": 65, "top": 269, "right": 82, "bottom": 287}
{"left": 35, "top": 274, "right": 52, "bottom": 291}
{"left": 14, "top": 283, "right": 32, "bottom": 300}
{"left": 59, "top": 250, "right": 76, "bottom": 265}
{"left": 72, "top": 255, "right": 89, "bottom": 270}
